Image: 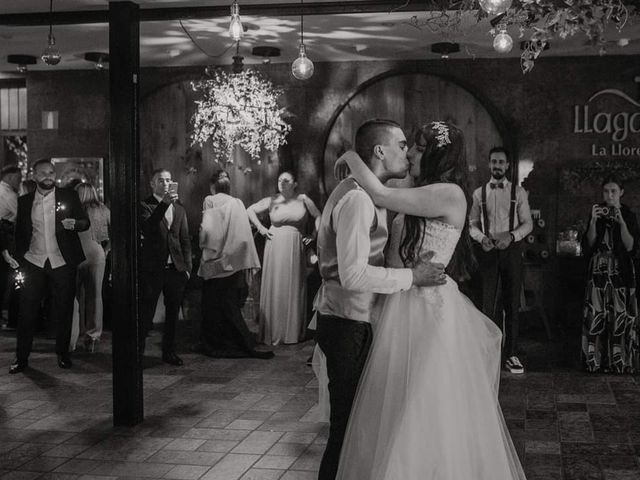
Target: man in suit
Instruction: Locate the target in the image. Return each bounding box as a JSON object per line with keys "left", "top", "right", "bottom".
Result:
{"left": 9, "top": 159, "right": 90, "bottom": 374}
{"left": 140, "top": 168, "right": 192, "bottom": 366}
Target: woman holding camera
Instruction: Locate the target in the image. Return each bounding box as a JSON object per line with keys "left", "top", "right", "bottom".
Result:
{"left": 581, "top": 175, "right": 639, "bottom": 373}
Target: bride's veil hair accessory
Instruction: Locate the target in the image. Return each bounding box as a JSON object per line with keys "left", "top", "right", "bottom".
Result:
{"left": 431, "top": 121, "right": 451, "bottom": 148}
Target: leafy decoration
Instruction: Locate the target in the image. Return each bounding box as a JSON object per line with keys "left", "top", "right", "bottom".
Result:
{"left": 402, "top": 0, "right": 636, "bottom": 73}
{"left": 191, "top": 69, "right": 291, "bottom": 163}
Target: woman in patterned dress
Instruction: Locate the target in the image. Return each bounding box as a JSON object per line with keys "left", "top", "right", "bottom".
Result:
{"left": 581, "top": 175, "right": 639, "bottom": 373}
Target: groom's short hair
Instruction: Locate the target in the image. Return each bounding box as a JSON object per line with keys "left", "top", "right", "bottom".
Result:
{"left": 355, "top": 119, "right": 401, "bottom": 166}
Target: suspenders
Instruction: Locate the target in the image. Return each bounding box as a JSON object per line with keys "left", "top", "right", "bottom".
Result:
{"left": 480, "top": 182, "right": 517, "bottom": 236}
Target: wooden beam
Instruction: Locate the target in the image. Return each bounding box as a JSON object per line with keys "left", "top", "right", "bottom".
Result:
{"left": 109, "top": 0, "right": 143, "bottom": 427}
{"left": 0, "top": 0, "right": 428, "bottom": 26}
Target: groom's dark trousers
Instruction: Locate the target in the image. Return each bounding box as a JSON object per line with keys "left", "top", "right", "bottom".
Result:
{"left": 316, "top": 313, "right": 373, "bottom": 480}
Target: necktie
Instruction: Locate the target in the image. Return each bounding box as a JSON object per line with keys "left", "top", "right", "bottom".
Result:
{"left": 490, "top": 183, "right": 504, "bottom": 189}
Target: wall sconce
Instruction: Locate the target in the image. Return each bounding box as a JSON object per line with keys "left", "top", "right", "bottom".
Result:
{"left": 42, "top": 110, "right": 59, "bottom": 129}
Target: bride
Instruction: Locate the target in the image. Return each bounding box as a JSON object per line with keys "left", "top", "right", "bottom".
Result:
{"left": 334, "top": 122, "right": 526, "bottom": 480}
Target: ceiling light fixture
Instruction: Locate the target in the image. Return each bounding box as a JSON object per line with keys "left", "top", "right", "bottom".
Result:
{"left": 431, "top": 42, "right": 460, "bottom": 59}
{"left": 7, "top": 54, "right": 37, "bottom": 73}
{"left": 84, "top": 52, "right": 109, "bottom": 70}
{"left": 252, "top": 46, "right": 280, "bottom": 65}
{"left": 229, "top": 0, "right": 243, "bottom": 42}
{"left": 41, "top": 0, "right": 61, "bottom": 66}
{"left": 291, "top": 0, "right": 314, "bottom": 80}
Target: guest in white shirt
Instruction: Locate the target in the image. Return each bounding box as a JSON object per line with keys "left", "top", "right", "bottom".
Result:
{"left": 9, "top": 159, "right": 90, "bottom": 374}
{"left": 469, "top": 146, "right": 533, "bottom": 374}
{"left": 197, "top": 170, "right": 273, "bottom": 359}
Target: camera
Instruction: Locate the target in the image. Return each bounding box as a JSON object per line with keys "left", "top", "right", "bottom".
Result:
{"left": 599, "top": 205, "right": 616, "bottom": 219}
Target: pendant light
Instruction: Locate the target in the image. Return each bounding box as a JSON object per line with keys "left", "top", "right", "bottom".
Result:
{"left": 479, "top": 0, "right": 513, "bottom": 16}
{"left": 42, "top": 0, "right": 61, "bottom": 66}
{"left": 229, "top": 0, "right": 243, "bottom": 42}
{"left": 493, "top": 26, "right": 513, "bottom": 53}
{"left": 291, "top": 0, "right": 314, "bottom": 80}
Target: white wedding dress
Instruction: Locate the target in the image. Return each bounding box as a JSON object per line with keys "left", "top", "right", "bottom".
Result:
{"left": 335, "top": 216, "right": 526, "bottom": 480}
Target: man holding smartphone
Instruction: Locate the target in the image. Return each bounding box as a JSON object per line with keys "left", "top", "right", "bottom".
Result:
{"left": 469, "top": 147, "right": 533, "bottom": 374}
{"left": 140, "top": 168, "right": 192, "bottom": 366}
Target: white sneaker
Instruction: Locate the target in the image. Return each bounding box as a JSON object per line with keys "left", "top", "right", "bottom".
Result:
{"left": 505, "top": 356, "right": 524, "bottom": 374}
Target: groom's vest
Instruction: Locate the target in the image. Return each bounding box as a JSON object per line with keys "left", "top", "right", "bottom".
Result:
{"left": 315, "top": 178, "right": 388, "bottom": 323}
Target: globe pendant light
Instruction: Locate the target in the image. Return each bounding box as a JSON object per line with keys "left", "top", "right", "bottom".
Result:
{"left": 229, "top": 0, "right": 243, "bottom": 42}
{"left": 493, "top": 27, "right": 513, "bottom": 53}
{"left": 42, "top": 0, "right": 61, "bottom": 66}
{"left": 291, "top": 0, "right": 314, "bottom": 80}
{"left": 479, "top": 0, "right": 513, "bottom": 16}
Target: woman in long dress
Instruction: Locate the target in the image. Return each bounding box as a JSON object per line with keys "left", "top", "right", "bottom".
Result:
{"left": 581, "top": 176, "right": 638, "bottom": 373}
{"left": 70, "top": 183, "right": 110, "bottom": 352}
{"left": 247, "top": 171, "right": 320, "bottom": 345}
{"left": 335, "top": 122, "right": 526, "bottom": 480}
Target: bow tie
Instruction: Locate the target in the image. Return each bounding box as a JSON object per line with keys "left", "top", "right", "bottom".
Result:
{"left": 490, "top": 183, "right": 504, "bottom": 189}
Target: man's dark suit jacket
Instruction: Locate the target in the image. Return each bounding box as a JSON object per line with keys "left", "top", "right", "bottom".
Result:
{"left": 15, "top": 187, "right": 90, "bottom": 267}
{"left": 140, "top": 196, "right": 192, "bottom": 274}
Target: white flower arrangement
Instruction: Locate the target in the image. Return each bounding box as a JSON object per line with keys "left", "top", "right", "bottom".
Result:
{"left": 191, "top": 69, "right": 291, "bottom": 163}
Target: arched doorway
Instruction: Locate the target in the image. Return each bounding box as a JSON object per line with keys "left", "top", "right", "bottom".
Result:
{"left": 321, "top": 70, "right": 510, "bottom": 196}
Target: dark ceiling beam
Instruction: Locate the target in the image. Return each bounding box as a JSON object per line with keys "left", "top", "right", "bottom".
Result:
{"left": 0, "top": 0, "right": 429, "bottom": 26}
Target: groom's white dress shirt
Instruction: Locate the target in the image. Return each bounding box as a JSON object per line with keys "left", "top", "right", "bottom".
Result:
{"left": 316, "top": 179, "right": 412, "bottom": 323}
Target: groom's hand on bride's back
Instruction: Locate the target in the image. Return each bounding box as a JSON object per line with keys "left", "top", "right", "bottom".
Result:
{"left": 411, "top": 251, "right": 446, "bottom": 287}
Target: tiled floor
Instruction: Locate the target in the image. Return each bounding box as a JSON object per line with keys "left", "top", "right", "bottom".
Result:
{"left": 0, "top": 323, "right": 639, "bottom": 480}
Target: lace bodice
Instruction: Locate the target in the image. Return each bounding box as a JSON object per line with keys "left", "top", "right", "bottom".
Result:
{"left": 386, "top": 215, "right": 461, "bottom": 269}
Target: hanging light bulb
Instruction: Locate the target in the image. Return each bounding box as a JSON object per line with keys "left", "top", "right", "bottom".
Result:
{"left": 292, "top": 0, "right": 314, "bottom": 80}
{"left": 229, "top": 0, "right": 243, "bottom": 42}
{"left": 479, "top": 0, "right": 512, "bottom": 15}
{"left": 42, "top": 0, "right": 61, "bottom": 66}
{"left": 493, "top": 28, "right": 513, "bottom": 53}
{"left": 292, "top": 44, "right": 314, "bottom": 80}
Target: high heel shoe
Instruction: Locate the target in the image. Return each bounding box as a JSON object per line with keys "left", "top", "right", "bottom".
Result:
{"left": 84, "top": 336, "right": 100, "bottom": 353}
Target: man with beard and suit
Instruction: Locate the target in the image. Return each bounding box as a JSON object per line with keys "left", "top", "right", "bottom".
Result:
{"left": 469, "top": 146, "right": 533, "bottom": 374}
{"left": 9, "top": 159, "right": 90, "bottom": 374}
{"left": 139, "top": 168, "right": 192, "bottom": 366}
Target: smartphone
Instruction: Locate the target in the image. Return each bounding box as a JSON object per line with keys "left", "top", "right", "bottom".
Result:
{"left": 168, "top": 182, "right": 178, "bottom": 195}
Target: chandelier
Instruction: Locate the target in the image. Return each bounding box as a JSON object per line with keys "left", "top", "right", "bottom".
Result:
{"left": 190, "top": 67, "right": 291, "bottom": 163}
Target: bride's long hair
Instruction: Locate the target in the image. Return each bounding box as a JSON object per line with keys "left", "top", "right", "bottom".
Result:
{"left": 399, "top": 121, "right": 477, "bottom": 281}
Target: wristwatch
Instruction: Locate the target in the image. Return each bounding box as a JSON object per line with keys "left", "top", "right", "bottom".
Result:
{"left": 510, "top": 232, "right": 516, "bottom": 242}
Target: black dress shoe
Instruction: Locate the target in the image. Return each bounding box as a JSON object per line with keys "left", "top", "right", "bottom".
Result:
{"left": 57, "top": 354, "right": 72, "bottom": 369}
{"left": 162, "top": 351, "right": 184, "bottom": 366}
{"left": 9, "top": 359, "right": 27, "bottom": 374}
{"left": 248, "top": 349, "right": 275, "bottom": 360}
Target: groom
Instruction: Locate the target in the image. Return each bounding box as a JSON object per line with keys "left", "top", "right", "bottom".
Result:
{"left": 315, "top": 119, "right": 446, "bottom": 480}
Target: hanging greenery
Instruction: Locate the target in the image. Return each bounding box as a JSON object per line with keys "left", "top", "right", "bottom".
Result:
{"left": 190, "top": 69, "right": 291, "bottom": 163}
{"left": 403, "top": 0, "right": 636, "bottom": 73}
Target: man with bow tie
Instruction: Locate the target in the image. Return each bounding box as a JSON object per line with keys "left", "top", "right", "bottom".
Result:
{"left": 139, "top": 168, "right": 192, "bottom": 366}
{"left": 469, "top": 147, "right": 533, "bottom": 374}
